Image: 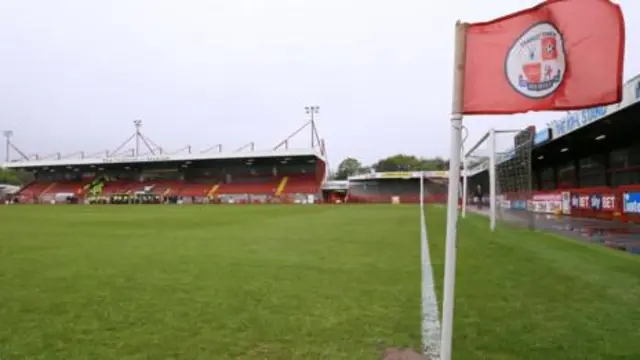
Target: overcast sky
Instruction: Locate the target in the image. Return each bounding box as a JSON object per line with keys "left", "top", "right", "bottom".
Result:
{"left": 1, "top": 0, "right": 638, "bottom": 168}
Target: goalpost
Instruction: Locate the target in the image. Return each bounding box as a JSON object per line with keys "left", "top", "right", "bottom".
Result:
{"left": 462, "top": 127, "right": 535, "bottom": 231}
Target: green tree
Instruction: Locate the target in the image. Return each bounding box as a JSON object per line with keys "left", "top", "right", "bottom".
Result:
{"left": 0, "top": 168, "right": 20, "bottom": 185}
{"left": 371, "top": 154, "right": 448, "bottom": 172}
{"left": 335, "top": 157, "right": 363, "bottom": 180}
{"left": 0, "top": 168, "right": 31, "bottom": 186}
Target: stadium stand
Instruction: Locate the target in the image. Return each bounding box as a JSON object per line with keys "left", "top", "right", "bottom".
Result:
{"left": 5, "top": 152, "right": 325, "bottom": 205}
{"left": 2, "top": 121, "right": 327, "bottom": 205}
{"left": 346, "top": 171, "right": 449, "bottom": 204}
{"left": 466, "top": 74, "right": 640, "bottom": 224}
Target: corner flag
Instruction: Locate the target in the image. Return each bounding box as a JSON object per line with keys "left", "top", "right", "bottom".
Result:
{"left": 440, "top": 1, "right": 625, "bottom": 360}
{"left": 463, "top": 0, "right": 624, "bottom": 115}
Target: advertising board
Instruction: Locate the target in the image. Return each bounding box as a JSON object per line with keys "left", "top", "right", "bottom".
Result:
{"left": 498, "top": 195, "right": 511, "bottom": 210}
{"left": 561, "top": 191, "right": 571, "bottom": 215}
{"left": 530, "top": 193, "right": 562, "bottom": 214}
{"left": 622, "top": 192, "right": 640, "bottom": 214}
{"left": 511, "top": 200, "right": 527, "bottom": 210}
{"left": 570, "top": 192, "right": 617, "bottom": 213}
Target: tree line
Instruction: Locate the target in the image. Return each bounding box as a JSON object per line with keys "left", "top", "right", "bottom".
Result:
{"left": 332, "top": 154, "right": 449, "bottom": 180}
{"left": 0, "top": 168, "right": 32, "bottom": 186}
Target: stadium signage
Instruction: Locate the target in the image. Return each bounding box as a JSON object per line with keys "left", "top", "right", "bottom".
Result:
{"left": 102, "top": 156, "right": 171, "bottom": 164}
{"left": 570, "top": 193, "right": 584, "bottom": 210}
{"left": 571, "top": 192, "right": 616, "bottom": 212}
{"left": 350, "top": 171, "right": 449, "bottom": 181}
{"left": 378, "top": 172, "right": 414, "bottom": 178}
{"left": 533, "top": 128, "right": 551, "bottom": 145}
{"left": 623, "top": 192, "right": 640, "bottom": 214}
{"left": 530, "top": 193, "right": 562, "bottom": 214}
{"left": 561, "top": 192, "right": 571, "bottom": 215}
{"left": 511, "top": 200, "right": 527, "bottom": 210}
{"left": 548, "top": 106, "right": 607, "bottom": 139}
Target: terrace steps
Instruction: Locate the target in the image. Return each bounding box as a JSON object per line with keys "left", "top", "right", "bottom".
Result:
{"left": 41, "top": 182, "right": 57, "bottom": 196}
{"left": 207, "top": 184, "right": 220, "bottom": 197}
{"left": 275, "top": 176, "right": 288, "bottom": 196}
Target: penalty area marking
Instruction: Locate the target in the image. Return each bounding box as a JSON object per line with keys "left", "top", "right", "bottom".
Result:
{"left": 420, "top": 202, "right": 441, "bottom": 359}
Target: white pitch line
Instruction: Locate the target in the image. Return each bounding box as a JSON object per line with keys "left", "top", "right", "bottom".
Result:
{"left": 420, "top": 201, "right": 441, "bottom": 359}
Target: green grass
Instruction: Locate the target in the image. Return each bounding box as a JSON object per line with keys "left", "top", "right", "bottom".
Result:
{"left": 426, "top": 207, "right": 640, "bottom": 360}
{"left": 0, "top": 205, "right": 421, "bottom": 359}
{"left": 0, "top": 205, "right": 640, "bottom": 359}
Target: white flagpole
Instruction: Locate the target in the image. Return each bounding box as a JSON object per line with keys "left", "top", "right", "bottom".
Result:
{"left": 440, "top": 20, "right": 468, "bottom": 360}
{"left": 462, "top": 152, "right": 468, "bottom": 218}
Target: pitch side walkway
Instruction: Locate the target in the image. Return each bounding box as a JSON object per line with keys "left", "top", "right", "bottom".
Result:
{"left": 466, "top": 207, "right": 640, "bottom": 255}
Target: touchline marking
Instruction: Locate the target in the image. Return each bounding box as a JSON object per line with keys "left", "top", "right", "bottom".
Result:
{"left": 420, "top": 201, "right": 441, "bottom": 359}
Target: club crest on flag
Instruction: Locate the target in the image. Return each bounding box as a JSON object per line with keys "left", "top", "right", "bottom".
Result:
{"left": 504, "top": 22, "right": 566, "bottom": 99}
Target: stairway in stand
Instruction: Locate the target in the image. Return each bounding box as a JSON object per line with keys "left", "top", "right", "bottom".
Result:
{"left": 41, "top": 182, "right": 58, "bottom": 196}
{"left": 275, "top": 176, "right": 289, "bottom": 196}
{"left": 207, "top": 184, "right": 220, "bottom": 197}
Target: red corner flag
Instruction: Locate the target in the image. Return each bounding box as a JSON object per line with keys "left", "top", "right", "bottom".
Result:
{"left": 462, "top": 0, "right": 624, "bottom": 115}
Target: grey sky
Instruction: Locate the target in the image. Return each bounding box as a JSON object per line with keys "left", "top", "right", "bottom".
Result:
{"left": 1, "top": 0, "right": 638, "bottom": 168}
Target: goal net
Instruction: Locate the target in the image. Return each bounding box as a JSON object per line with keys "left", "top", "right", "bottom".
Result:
{"left": 463, "top": 127, "right": 535, "bottom": 230}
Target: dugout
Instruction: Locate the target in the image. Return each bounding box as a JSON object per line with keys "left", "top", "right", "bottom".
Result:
{"left": 532, "top": 100, "right": 640, "bottom": 191}
{"left": 321, "top": 180, "right": 349, "bottom": 203}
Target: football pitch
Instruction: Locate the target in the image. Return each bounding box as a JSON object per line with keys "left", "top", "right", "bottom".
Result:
{"left": 1, "top": 205, "right": 640, "bottom": 359}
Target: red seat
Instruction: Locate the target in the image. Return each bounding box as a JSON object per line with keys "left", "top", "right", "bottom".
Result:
{"left": 18, "top": 181, "right": 54, "bottom": 197}
{"left": 102, "top": 180, "right": 136, "bottom": 195}
{"left": 282, "top": 174, "right": 319, "bottom": 194}
{"left": 179, "top": 182, "right": 214, "bottom": 197}
{"left": 217, "top": 177, "right": 278, "bottom": 195}
{"left": 47, "top": 180, "right": 84, "bottom": 195}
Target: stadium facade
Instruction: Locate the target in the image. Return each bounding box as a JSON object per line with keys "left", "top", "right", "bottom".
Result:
{"left": 467, "top": 74, "right": 640, "bottom": 223}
